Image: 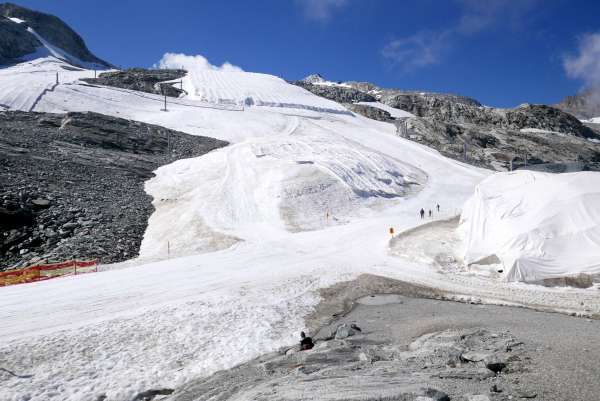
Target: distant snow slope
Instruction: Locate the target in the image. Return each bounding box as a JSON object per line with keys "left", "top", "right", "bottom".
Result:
{"left": 459, "top": 171, "right": 600, "bottom": 282}
{"left": 1, "top": 56, "right": 599, "bottom": 401}
{"left": 356, "top": 101, "right": 415, "bottom": 118}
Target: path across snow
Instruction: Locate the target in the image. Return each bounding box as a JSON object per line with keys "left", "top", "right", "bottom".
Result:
{"left": 1, "top": 57, "right": 599, "bottom": 401}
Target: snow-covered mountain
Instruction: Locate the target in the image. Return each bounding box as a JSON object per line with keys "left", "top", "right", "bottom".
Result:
{"left": 1, "top": 5, "right": 600, "bottom": 401}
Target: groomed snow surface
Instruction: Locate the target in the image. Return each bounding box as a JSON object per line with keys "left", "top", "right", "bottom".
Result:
{"left": 1, "top": 53, "right": 600, "bottom": 401}
{"left": 459, "top": 171, "right": 600, "bottom": 282}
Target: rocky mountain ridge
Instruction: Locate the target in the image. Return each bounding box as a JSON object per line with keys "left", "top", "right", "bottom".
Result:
{"left": 554, "top": 89, "right": 600, "bottom": 120}
{"left": 0, "top": 2, "right": 111, "bottom": 67}
{"left": 293, "top": 74, "right": 600, "bottom": 171}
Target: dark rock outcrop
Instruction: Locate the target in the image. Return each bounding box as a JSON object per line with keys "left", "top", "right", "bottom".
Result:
{"left": 81, "top": 68, "right": 187, "bottom": 97}
{"left": 379, "top": 90, "right": 482, "bottom": 116}
{"left": 0, "top": 2, "right": 111, "bottom": 67}
{"left": 345, "top": 103, "right": 392, "bottom": 121}
{"left": 291, "top": 80, "right": 377, "bottom": 103}
{"left": 0, "top": 16, "right": 39, "bottom": 63}
{"left": 0, "top": 111, "right": 227, "bottom": 269}
{"left": 405, "top": 117, "right": 600, "bottom": 171}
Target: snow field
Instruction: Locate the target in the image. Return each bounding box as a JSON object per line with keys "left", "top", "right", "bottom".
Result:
{"left": 1, "top": 54, "right": 600, "bottom": 401}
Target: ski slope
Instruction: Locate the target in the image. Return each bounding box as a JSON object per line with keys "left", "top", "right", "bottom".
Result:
{"left": 1, "top": 56, "right": 600, "bottom": 401}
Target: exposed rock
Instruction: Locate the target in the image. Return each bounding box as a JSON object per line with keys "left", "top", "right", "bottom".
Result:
{"left": 31, "top": 198, "right": 50, "bottom": 208}
{"left": 485, "top": 359, "right": 507, "bottom": 374}
{"left": 291, "top": 80, "right": 377, "bottom": 103}
{"left": 0, "top": 3, "right": 111, "bottom": 67}
{"left": 294, "top": 75, "right": 600, "bottom": 171}
{"left": 422, "top": 388, "right": 451, "bottom": 401}
{"left": 0, "top": 111, "right": 227, "bottom": 269}
{"left": 404, "top": 117, "right": 600, "bottom": 171}
{"left": 555, "top": 89, "right": 600, "bottom": 120}
{"left": 0, "top": 16, "right": 39, "bottom": 63}
{"left": 81, "top": 68, "right": 187, "bottom": 98}
{"left": 517, "top": 390, "right": 538, "bottom": 399}
{"left": 131, "top": 388, "right": 174, "bottom": 401}
{"left": 170, "top": 328, "right": 528, "bottom": 401}
{"left": 333, "top": 323, "right": 357, "bottom": 339}
{"left": 379, "top": 90, "right": 482, "bottom": 116}
{"left": 346, "top": 103, "right": 392, "bottom": 121}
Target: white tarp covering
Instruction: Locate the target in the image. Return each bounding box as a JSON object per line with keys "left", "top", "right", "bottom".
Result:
{"left": 459, "top": 170, "right": 600, "bottom": 282}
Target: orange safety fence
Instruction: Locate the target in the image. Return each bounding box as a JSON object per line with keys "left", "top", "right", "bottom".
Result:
{"left": 0, "top": 260, "right": 98, "bottom": 287}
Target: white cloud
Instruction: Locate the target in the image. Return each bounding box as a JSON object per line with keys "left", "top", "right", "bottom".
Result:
{"left": 564, "top": 32, "right": 600, "bottom": 88}
{"left": 382, "top": 0, "right": 538, "bottom": 72}
{"left": 155, "top": 53, "right": 243, "bottom": 73}
{"left": 381, "top": 30, "right": 452, "bottom": 71}
{"left": 297, "top": 0, "right": 348, "bottom": 21}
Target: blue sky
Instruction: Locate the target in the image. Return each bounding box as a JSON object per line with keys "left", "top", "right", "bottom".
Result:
{"left": 11, "top": 0, "right": 600, "bottom": 107}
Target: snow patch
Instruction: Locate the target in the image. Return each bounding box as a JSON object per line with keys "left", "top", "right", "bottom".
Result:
{"left": 8, "top": 16, "right": 25, "bottom": 24}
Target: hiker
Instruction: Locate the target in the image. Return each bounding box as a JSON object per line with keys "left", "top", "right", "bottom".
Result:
{"left": 436, "top": 204, "right": 440, "bottom": 212}
{"left": 300, "top": 331, "right": 314, "bottom": 350}
{"left": 420, "top": 208, "right": 425, "bottom": 219}
{"left": 428, "top": 209, "right": 432, "bottom": 218}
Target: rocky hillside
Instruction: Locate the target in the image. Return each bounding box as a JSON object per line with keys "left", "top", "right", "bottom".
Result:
{"left": 555, "top": 89, "right": 600, "bottom": 120}
{"left": 0, "top": 111, "right": 227, "bottom": 270}
{"left": 81, "top": 68, "right": 187, "bottom": 97}
{"left": 293, "top": 74, "right": 600, "bottom": 171}
{"left": 0, "top": 2, "right": 111, "bottom": 67}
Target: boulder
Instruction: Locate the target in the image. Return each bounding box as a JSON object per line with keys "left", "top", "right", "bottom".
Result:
{"left": 334, "top": 323, "right": 357, "bottom": 339}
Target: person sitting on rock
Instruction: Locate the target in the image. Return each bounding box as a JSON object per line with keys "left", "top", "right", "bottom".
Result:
{"left": 300, "top": 331, "right": 314, "bottom": 350}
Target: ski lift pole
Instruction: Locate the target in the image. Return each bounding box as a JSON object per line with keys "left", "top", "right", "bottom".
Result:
{"left": 162, "top": 94, "right": 167, "bottom": 112}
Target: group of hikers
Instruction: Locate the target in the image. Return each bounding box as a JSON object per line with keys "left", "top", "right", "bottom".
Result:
{"left": 420, "top": 204, "right": 440, "bottom": 220}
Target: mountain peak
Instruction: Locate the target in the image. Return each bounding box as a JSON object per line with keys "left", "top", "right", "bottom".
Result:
{"left": 0, "top": 2, "right": 112, "bottom": 68}
{"left": 303, "top": 73, "right": 326, "bottom": 84}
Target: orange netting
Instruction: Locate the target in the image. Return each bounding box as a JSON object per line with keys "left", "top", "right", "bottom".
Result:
{"left": 0, "top": 260, "right": 98, "bottom": 287}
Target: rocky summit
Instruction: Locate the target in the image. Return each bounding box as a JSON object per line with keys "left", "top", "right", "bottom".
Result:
{"left": 0, "top": 111, "right": 227, "bottom": 269}
{"left": 0, "top": 2, "right": 111, "bottom": 67}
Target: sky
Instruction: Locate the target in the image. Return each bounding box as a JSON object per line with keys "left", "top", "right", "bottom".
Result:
{"left": 10, "top": 0, "right": 600, "bottom": 107}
